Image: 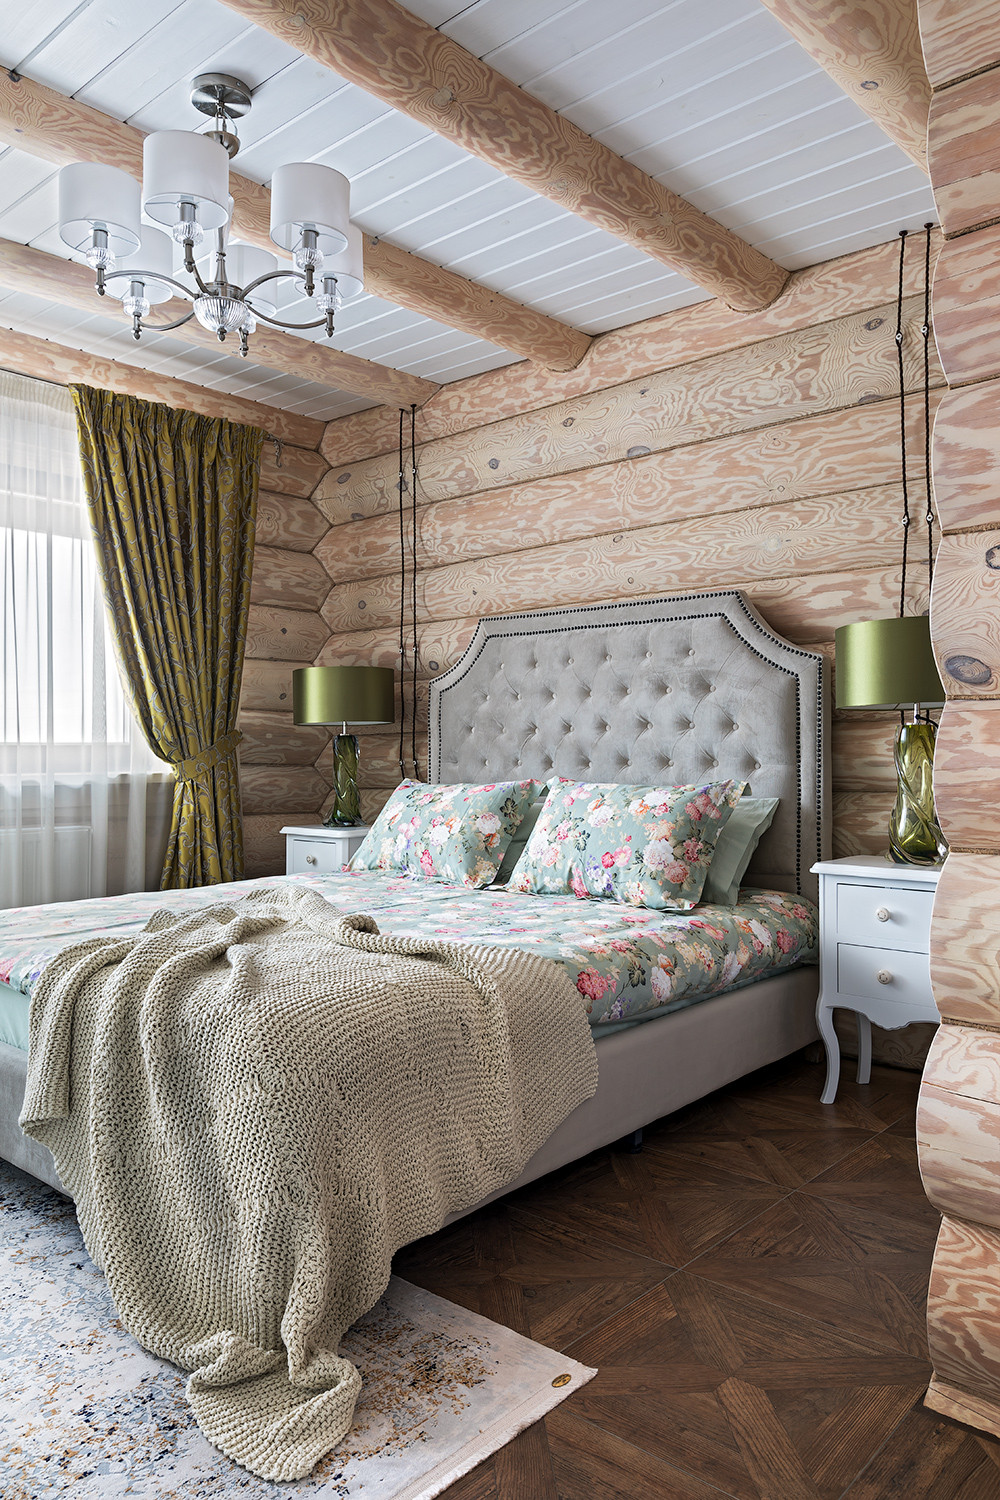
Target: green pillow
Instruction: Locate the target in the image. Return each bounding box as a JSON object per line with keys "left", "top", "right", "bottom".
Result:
{"left": 701, "top": 796, "right": 780, "bottom": 906}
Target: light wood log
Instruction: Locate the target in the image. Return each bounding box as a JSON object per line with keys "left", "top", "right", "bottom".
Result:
{"left": 318, "top": 619, "right": 479, "bottom": 675}
{"left": 321, "top": 236, "right": 943, "bottom": 463}
{"left": 918, "top": 0, "right": 1000, "bottom": 90}
{"left": 250, "top": 546, "right": 332, "bottom": 612}
{"left": 360, "top": 788, "right": 393, "bottom": 826}
{"left": 0, "top": 238, "right": 436, "bottom": 409}
{"left": 240, "top": 657, "right": 308, "bottom": 712}
{"left": 930, "top": 853, "right": 1000, "bottom": 1026}
{"left": 348, "top": 735, "right": 429, "bottom": 789}
{"left": 217, "top": 0, "right": 789, "bottom": 313}
{"left": 320, "top": 487, "right": 921, "bottom": 634}
{"left": 919, "top": 1025, "right": 1000, "bottom": 1227}
{"left": 317, "top": 403, "right": 938, "bottom": 584}
{"left": 932, "top": 383, "right": 1000, "bottom": 533}
{"left": 0, "top": 324, "right": 322, "bottom": 449}
{"left": 759, "top": 0, "right": 931, "bottom": 170}
{"left": 928, "top": 71, "right": 1000, "bottom": 237}
{"left": 259, "top": 443, "right": 328, "bottom": 499}
{"left": 255, "top": 491, "right": 329, "bottom": 553}
{"left": 245, "top": 605, "right": 329, "bottom": 662}
{"left": 240, "top": 764, "right": 329, "bottom": 817}
{"left": 243, "top": 812, "right": 320, "bottom": 878}
{"left": 930, "top": 529, "right": 1000, "bottom": 695}
{"left": 239, "top": 710, "right": 329, "bottom": 766}
{"left": 925, "top": 1215, "right": 1000, "bottom": 1437}
{"left": 832, "top": 789, "right": 893, "bottom": 857}
{"left": 932, "top": 226, "right": 1000, "bottom": 387}
{"left": 934, "top": 702, "right": 1000, "bottom": 847}
{"left": 832, "top": 716, "right": 900, "bottom": 790}
{"left": 0, "top": 71, "right": 586, "bottom": 373}
{"left": 315, "top": 298, "right": 936, "bottom": 525}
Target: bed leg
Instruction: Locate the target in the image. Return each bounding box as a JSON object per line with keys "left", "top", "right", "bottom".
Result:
{"left": 617, "top": 1127, "right": 643, "bottom": 1153}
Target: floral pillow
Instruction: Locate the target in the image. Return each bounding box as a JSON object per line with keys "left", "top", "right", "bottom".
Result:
{"left": 351, "top": 779, "right": 541, "bottom": 888}
{"left": 507, "top": 776, "right": 746, "bottom": 910}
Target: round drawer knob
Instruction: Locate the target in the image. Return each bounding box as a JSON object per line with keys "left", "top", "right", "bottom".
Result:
{"left": 876, "top": 907, "right": 890, "bottom": 922}
{"left": 876, "top": 968, "right": 893, "bottom": 985}
{"left": 305, "top": 854, "right": 317, "bottom": 865}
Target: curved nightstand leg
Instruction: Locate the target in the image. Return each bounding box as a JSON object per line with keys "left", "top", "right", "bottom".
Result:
{"left": 855, "top": 1013, "right": 872, "bottom": 1086}
{"left": 816, "top": 995, "right": 840, "bottom": 1105}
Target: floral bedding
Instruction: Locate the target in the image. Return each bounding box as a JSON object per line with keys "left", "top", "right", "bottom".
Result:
{"left": 0, "top": 869, "right": 817, "bottom": 1043}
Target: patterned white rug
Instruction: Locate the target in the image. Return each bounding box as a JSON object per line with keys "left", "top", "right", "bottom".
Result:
{"left": 0, "top": 1162, "right": 594, "bottom": 1498}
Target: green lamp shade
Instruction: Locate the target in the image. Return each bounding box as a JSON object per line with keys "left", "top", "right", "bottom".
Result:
{"left": 835, "top": 616, "right": 945, "bottom": 710}
{"left": 292, "top": 665, "right": 395, "bottom": 725}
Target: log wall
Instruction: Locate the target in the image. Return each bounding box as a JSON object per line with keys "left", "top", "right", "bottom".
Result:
{"left": 914, "top": 4, "right": 1000, "bottom": 1440}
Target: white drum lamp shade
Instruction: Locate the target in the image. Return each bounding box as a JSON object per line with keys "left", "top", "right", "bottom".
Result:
{"left": 114, "top": 226, "right": 175, "bottom": 304}
{"left": 269, "top": 162, "right": 349, "bottom": 256}
{"left": 142, "top": 131, "right": 231, "bottom": 232}
{"left": 58, "top": 163, "right": 141, "bottom": 258}
{"left": 322, "top": 222, "right": 365, "bottom": 301}
{"left": 226, "top": 242, "right": 280, "bottom": 316}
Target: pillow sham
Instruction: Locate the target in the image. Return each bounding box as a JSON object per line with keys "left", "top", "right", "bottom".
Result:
{"left": 351, "top": 779, "right": 540, "bottom": 888}
{"left": 508, "top": 776, "right": 745, "bottom": 910}
{"left": 700, "top": 795, "right": 780, "bottom": 906}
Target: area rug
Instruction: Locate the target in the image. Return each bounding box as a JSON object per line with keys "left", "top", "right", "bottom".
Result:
{"left": 0, "top": 1162, "right": 595, "bottom": 1498}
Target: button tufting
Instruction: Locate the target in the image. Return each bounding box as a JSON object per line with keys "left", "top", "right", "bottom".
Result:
{"left": 754, "top": 761, "right": 761, "bottom": 770}
{"left": 688, "top": 648, "right": 696, "bottom": 656}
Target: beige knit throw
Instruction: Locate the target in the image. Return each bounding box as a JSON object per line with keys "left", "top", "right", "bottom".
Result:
{"left": 19, "top": 884, "right": 598, "bottom": 1481}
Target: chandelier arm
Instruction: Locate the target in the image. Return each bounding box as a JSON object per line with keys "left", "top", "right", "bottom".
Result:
{"left": 100, "top": 268, "right": 198, "bottom": 301}
{"left": 141, "top": 309, "right": 198, "bottom": 333}
{"left": 249, "top": 306, "right": 329, "bottom": 331}
{"left": 241, "top": 268, "right": 308, "bottom": 298}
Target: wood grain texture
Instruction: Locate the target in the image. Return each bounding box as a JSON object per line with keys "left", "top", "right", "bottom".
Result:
{"left": 759, "top": 0, "right": 931, "bottom": 169}
{"left": 243, "top": 812, "right": 320, "bottom": 878}
{"left": 315, "top": 298, "right": 936, "bottom": 526}
{"left": 932, "top": 383, "right": 1000, "bottom": 533}
{"left": 918, "top": 0, "right": 1000, "bottom": 90}
{"left": 926, "top": 1215, "right": 1000, "bottom": 1426}
{"left": 239, "top": 764, "right": 329, "bottom": 817}
{"left": 928, "top": 70, "right": 1000, "bottom": 236}
{"left": 316, "top": 618, "right": 478, "bottom": 675}
{"left": 0, "top": 71, "right": 581, "bottom": 373}
{"left": 239, "top": 657, "right": 307, "bottom": 712}
{"left": 0, "top": 324, "right": 323, "bottom": 449}
{"left": 919, "top": 1025, "right": 1000, "bottom": 1228}
{"left": 832, "top": 789, "right": 894, "bottom": 857}
{"left": 238, "top": 710, "right": 329, "bottom": 766}
{"left": 317, "top": 404, "right": 937, "bottom": 584}
{"left": 249, "top": 545, "right": 332, "bottom": 612}
{"left": 320, "top": 237, "right": 942, "bottom": 463}
{"left": 320, "top": 487, "right": 921, "bottom": 634}
{"left": 934, "top": 702, "right": 1000, "bottom": 847}
{"left": 832, "top": 716, "right": 900, "bottom": 790}
{"left": 259, "top": 442, "right": 328, "bottom": 499}
{"left": 932, "top": 226, "right": 1000, "bottom": 387}
{"left": 216, "top": 0, "right": 789, "bottom": 312}
{"left": 930, "top": 529, "right": 1000, "bottom": 695}
{"left": 254, "top": 490, "right": 329, "bottom": 553}
{"left": 245, "top": 605, "right": 329, "bottom": 663}
{"left": 929, "top": 853, "right": 1000, "bottom": 1026}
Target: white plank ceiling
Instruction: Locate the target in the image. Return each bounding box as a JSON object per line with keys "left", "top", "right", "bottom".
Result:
{"left": 0, "top": 0, "right": 935, "bottom": 419}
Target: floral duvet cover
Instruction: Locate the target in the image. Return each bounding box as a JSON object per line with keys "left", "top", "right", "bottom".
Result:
{"left": 0, "top": 869, "right": 816, "bottom": 1042}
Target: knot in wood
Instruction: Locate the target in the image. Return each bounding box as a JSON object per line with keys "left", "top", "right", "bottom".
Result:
{"left": 431, "top": 87, "right": 454, "bottom": 108}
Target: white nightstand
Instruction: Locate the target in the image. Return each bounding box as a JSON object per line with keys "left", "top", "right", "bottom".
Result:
{"left": 282, "top": 824, "right": 371, "bottom": 876}
{"left": 811, "top": 855, "right": 943, "bottom": 1104}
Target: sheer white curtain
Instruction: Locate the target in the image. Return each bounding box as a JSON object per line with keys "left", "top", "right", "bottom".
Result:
{"left": 0, "top": 370, "right": 170, "bottom": 909}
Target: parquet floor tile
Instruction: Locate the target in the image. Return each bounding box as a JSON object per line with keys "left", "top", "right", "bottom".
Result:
{"left": 842, "top": 1401, "right": 1000, "bottom": 1497}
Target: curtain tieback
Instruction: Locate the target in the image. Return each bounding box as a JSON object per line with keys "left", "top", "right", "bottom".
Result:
{"left": 172, "top": 730, "right": 243, "bottom": 783}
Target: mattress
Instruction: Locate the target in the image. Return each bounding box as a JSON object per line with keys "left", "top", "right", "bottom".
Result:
{"left": 0, "top": 871, "right": 817, "bottom": 1052}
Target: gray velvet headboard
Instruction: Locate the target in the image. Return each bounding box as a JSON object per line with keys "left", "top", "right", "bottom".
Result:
{"left": 428, "top": 590, "right": 830, "bottom": 902}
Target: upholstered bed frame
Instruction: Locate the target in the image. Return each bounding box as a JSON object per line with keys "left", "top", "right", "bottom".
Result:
{"left": 0, "top": 587, "right": 829, "bottom": 1201}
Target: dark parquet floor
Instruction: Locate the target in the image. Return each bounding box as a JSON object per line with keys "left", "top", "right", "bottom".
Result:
{"left": 393, "top": 1054, "right": 1000, "bottom": 1500}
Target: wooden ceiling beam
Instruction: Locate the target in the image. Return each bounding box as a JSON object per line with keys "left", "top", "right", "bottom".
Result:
{"left": 0, "top": 237, "right": 437, "bottom": 407}
{"left": 216, "top": 0, "right": 790, "bottom": 314}
{"left": 758, "top": 0, "right": 931, "bottom": 171}
{"left": 0, "top": 323, "right": 324, "bottom": 448}
{"left": 0, "top": 70, "right": 591, "bottom": 372}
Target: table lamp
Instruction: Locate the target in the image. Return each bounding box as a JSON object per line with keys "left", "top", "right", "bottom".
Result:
{"left": 834, "top": 615, "right": 946, "bottom": 865}
{"left": 293, "top": 665, "right": 394, "bottom": 827}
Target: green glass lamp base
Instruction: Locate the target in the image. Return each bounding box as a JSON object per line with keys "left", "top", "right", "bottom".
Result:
{"left": 888, "top": 720, "right": 948, "bottom": 866}
{"left": 324, "top": 732, "right": 362, "bottom": 827}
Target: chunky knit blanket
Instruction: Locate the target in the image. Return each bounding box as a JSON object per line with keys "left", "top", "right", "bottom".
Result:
{"left": 19, "top": 884, "right": 598, "bottom": 1481}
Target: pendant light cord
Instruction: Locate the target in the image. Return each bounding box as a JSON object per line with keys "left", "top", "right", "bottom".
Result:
{"left": 409, "top": 404, "right": 419, "bottom": 780}
{"left": 397, "top": 408, "right": 407, "bottom": 783}
{"left": 922, "top": 223, "right": 936, "bottom": 594}
{"left": 895, "top": 229, "right": 911, "bottom": 620}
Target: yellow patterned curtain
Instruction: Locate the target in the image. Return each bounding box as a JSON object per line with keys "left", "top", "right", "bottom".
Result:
{"left": 71, "top": 385, "right": 264, "bottom": 889}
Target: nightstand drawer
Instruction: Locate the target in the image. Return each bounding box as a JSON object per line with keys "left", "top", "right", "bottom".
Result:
{"left": 835, "top": 881, "right": 935, "bottom": 951}
{"left": 287, "top": 837, "right": 352, "bottom": 875}
{"left": 837, "top": 941, "right": 932, "bottom": 1007}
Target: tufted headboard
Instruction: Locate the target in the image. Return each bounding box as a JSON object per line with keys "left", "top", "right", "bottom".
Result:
{"left": 428, "top": 590, "right": 830, "bottom": 902}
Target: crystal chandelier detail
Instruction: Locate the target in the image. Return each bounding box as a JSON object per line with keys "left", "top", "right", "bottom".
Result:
{"left": 56, "top": 74, "right": 364, "bottom": 356}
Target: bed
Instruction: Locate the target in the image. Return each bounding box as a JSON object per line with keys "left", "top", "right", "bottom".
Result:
{"left": 0, "top": 587, "right": 829, "bottom": 1202}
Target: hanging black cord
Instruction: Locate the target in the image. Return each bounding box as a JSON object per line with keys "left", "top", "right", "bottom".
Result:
{"left": 923, "top": 223, "right": 935, "bottom": 596}
{"left": 409, "top": 403, "right": 419, "bottom": 780}
{"left": 895, "top": 230, "right": 911, "bottom": 622}
{"left": 397, "top": 407, "right": 407, "bottom": 782}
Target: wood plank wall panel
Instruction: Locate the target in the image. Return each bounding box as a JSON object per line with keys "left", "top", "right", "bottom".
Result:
{"left": 254, "top": 491, "right": 330, "bottom": 553}
{"left": 916, "top": 5, "right": 1000, "bottom": 1439}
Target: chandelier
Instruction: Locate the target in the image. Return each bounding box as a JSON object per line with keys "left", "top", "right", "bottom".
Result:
{"left": 56, "top": 74, "right": 364, "bottom": 356}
